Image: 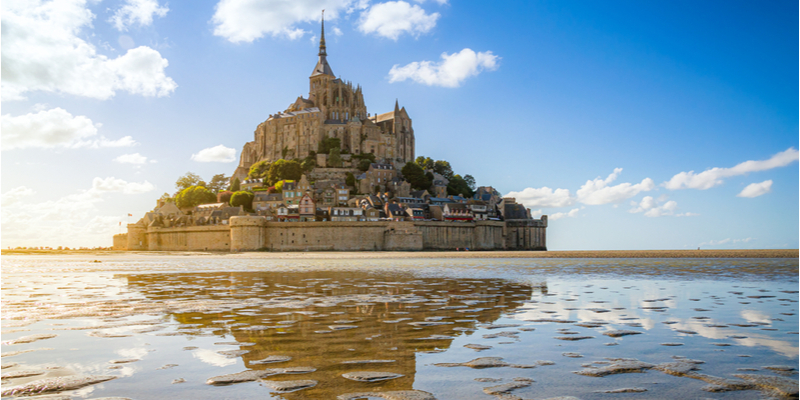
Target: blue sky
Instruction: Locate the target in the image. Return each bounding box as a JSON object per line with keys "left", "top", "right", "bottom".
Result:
{"left": 2, "top": 0, "right": 797, "bottom": 250}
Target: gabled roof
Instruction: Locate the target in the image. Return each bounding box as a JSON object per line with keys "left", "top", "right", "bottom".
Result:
{"left": 254, "top": 192, "right": 282, "bottom": 201}
{"left": 445, "top": 203, "right": 469, "bottom": 211}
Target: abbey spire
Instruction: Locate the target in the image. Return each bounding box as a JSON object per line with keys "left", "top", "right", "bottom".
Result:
{"left": 311, "top": 10, "right": 334, "bottom": 77}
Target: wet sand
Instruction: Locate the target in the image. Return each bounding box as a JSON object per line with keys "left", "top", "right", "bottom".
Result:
{"left": 2, "top": 248, "right": 798, "bottom": 258}
{"left": 2, "top": 259, "right": 797, "bottom": 399}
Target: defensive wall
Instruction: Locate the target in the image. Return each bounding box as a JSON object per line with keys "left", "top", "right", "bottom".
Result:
{"left": 114, "top": 216, "right": 547, "bottom": 252}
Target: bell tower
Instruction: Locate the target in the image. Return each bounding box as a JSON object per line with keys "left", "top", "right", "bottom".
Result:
{"left": 309, "top": 10, "right": 334, "bottom": 113}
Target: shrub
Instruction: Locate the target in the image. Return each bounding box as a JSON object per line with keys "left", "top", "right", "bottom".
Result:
{"left": 175, "top": 186, "right": 217, "bottom": 209}
{"left": 230, "top": 191, "right": 254, "bottom": 210}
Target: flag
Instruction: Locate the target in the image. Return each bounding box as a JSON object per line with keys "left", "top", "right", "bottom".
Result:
{"left": 128, "top": 213, "right": 132, "bottom": 216}
{"left": 119, "top": 222, "right": 122, "bottom": 226}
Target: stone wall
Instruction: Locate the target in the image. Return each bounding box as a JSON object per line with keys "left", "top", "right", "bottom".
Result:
{"left": 137, "top": 217, "right": 547, "bottom": 252}
{"left": 504, "top": 217, "right": 548, "bottom": 251}
{"left": 146, "top": 225, "right": 231, "bottom": 251}
{"left": 113, "top": 234, "right": 127, "bottom": 250}
{"left": 413, "top": 221, "right": 506, "bottom": 250}
{"left": 259, "top": 221, "right": 391, "bottom": 251}
{"left": 127, "top": 224, "right": 148, "bottom": 250}
{"left": 308, "top": 167, "right": 359, "bottom": 182}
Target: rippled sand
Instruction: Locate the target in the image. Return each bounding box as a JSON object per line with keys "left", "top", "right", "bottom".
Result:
{"left": 2, "top": 256, "right": 797, "bottom": 399}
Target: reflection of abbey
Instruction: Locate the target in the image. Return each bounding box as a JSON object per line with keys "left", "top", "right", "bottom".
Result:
{"left": 232, "top": 16, "right": 414, "bottom": 181}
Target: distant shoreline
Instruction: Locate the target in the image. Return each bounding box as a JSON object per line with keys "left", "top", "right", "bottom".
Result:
{"left": 2, "top": 249, "right": 797, "bottom": 259}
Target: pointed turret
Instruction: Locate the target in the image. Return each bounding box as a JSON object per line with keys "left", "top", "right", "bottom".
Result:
{"left": 311, "top": 11, "right": 334, "bottom": 77}
{"left": 394, "top": 99, "right": 400, "bottom": 113}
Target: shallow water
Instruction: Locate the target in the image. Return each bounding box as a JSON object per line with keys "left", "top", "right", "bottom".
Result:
{"left": 1, "top": 256, "right": 798, "bottom": 399}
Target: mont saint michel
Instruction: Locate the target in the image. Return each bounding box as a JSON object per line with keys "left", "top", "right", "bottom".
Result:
{"left": 113, "top": 17, "right": 547, "bottom": 253}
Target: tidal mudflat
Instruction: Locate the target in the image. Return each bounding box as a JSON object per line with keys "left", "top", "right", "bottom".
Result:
{"left": 1, "top": 255, "right": 797, "bottom": 399}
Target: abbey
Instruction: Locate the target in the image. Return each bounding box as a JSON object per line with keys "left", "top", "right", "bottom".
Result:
{"left": 232, "top": 16, "right": 415, "bottom": 181}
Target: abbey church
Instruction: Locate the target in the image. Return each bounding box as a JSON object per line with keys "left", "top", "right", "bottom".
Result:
{"left": 232, "top": 16, "right": 415, "bottom": 181}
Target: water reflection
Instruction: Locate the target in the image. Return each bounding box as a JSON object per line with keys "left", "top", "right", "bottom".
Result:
{"left": 123, "top": 272, "right": 543, "bottom": 398}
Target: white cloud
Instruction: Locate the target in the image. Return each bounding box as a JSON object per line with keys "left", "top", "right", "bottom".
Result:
{"left": 2, "top": 108, "right": 138, "bottom": 150}
{"left": 1, "top": 186, "right": 36, "bottom": 207}
{"left": 192, "top": 349, "right": 236, "bottom": 367}
{"left": 358, "top": 1, "right": 439, "bottom": 40}
{"left": 110, "top": 0, "right": 169, "bottom": 31}
{"left": 549, "top": 208, "right": 580, "bottom": 221}
{"left": 1, "top": 178, "right": 154, "bottom": 248}
{"left": 505, "top": 187, "right": 574, "bottom": 208}
{"left": 664, "top": 148, "right": 798, "bottom": 190}
{"left": 114, "top": 153, "right": 149, "bottom": 164}
{"left": 332, "top": 27, "right": 343, "bottom": 36}
{"left": 699, "top": 237, "right": 754, "bottom": 248}
{"left": 212, "top": 0, "right": 363, "bottom": 43}
{"left": 576, "top": 168, "right": 655, "bottom": 205}
{"left": 2, "top": 0, "right": 177, "bottom": 100}
{"left": 191, "top": 145, "right": 236, "bottom": 162}
{"left": 628, "top": 196, "right": 679, "bottom": 217}
{"left": 737, "top": 180, "right": 773, "bottom": 198}
{"left": 92, "top": 177, "right": 155, "bottom": 194}
{"left": 388, "top": 48, "right": 499, "bottom": 88}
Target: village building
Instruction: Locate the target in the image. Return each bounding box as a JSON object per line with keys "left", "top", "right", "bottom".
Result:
{"left": 359, "top": 163, "right": 396, "bottom": 194}
{"left": 384, "top": 203, "right": 406, "bottom": 221}
{"left": 329, "top": 206, "right": 363, "bottom": 221}
{"left": 467, "top": 200, "right": 489, "bottom": 220}
{"left": 299, "top": 193, "right": 316, "bottom": 221}
{"left": 363, "top": 206, "right": 382, "bottom": 221}
{"left": 241, "top": 178, "right": 264, "bottom": 190}
{"left": 253, "top": 192, "right": 283, "bottom": 211}
{"left": 333, "top": 183, "right": 350, "bottom": 206}
{"left": 297, "top": 175, "right": 312, "bottom": 193}
{"left": 443, "top": 203, "right": 474, "bottom": 222}
{"left": 282, "top": 181, "right": 300, "bottom": 205}
{"left": 406, "top": 208, "right": 425, "bottom": 221}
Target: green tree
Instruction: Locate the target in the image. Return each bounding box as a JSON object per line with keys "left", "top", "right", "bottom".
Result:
{"left": 248, "top": 160, "right": 271, "bottom": 179}
{"left": 301, "top": 156, "right": 316, "bottom": 172}
{"left": 328, "top": 148, "right": 343, "bottom": 168}
{"left": 415, "top": 156, "right": 434, "bottom": 170}
{"left": 357, "top": 159, "right": 372, "bottom": 172}
{"left": 208, "top": 174, "right": 229, "bottom": 193}
{"left": 230, "top": 191, "right": 254, "bottom": 210}
{"left": 463, "top": 174, "right": 476, "bottom": 192}
{"left": 274, "top": 180, "right": 288, "bottom": 192}
{"left": 345, "top": 172, "right": 356, "bottom": 188}
{"left": 401, "top": 162, "right": 432, "bottom": 191}
{"left": 231, "top": 177, "right": 241, "bottom": 192}
{"left": 433, "top": 160, "right": 454, "bottom": 180}
{"left": 158, "top": 192, "right": 174, "bottom": 203}
{"left": 175, "top": 172, "right": 203, "bottom": 193}
{"left": 318, "top": 137, "right": 341, "bottom": 154}
{"left": 175, "top": 186, "right": 217, "bottom": 209}
{"left": 266, "top": 159, "right": 303, "bottom": 185}
{"left": 447, "top": 174, "right": 474, "bottom": 198}
{"left": 217, "top": 190, "right": 233, "bottom": 204}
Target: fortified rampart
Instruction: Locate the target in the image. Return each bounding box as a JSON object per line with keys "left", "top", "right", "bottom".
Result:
{"left": 115, "top": 217, "right": 547, "bottom": 252}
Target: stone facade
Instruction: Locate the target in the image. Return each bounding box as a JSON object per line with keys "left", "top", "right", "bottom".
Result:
{"left": 233, "top": 16, "right": 415, "bottom": 181}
